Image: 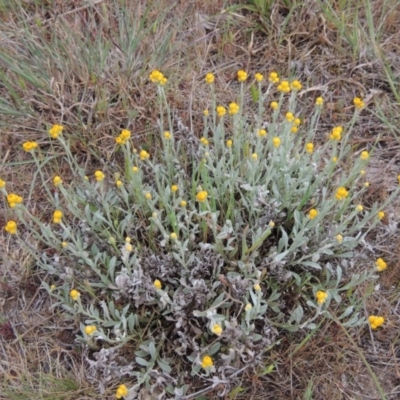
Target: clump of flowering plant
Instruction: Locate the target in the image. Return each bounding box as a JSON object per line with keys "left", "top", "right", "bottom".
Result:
{"left": 5, "top": 69, "right": 400, "bottom": 398}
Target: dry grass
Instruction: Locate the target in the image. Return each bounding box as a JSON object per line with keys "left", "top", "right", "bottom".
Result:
{"left": 1, "top": 0, "right": 400, "bottom": 398}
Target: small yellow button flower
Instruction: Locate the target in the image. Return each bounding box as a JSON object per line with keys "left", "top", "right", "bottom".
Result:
{"left": 226, "top": 139, "right": 233, "bottom": 148}
{"left": 154, "top": 279, "right": 162, "bottom": 289}
{"left": 335, "top": 187, "right": 349, "bottom": 201}
{"left": 335, "top": 234, "right": 343, "bottom": 243}
{"left": 237, "top": 70, "right": 248, "bottom": 82}
{"left": 5, "top": 220, "right": 17, "bottom": 234}
{"left": 164, "top": 131, "right": 171, "bottom": 139}
{"left": 180, "top": 200, "right": 187, "bottom": 207}
{"left": 245, "top": 303, "right": 253, "bottom": 312}
{"left": 53, "top": 210, "right": 63, "bottom": 224}
{"left": 144, "top": 192, "right": 152, "bottom": 200}
{"left": 269, "top": 71, "right": 279, "bottom": 84}
{"left": 360, "top": 170, "right": 365, "bottom": 175}
{"left": 132, "top": 166, "right": 139, "bottom": 173}
{"left": 329, "top": 126, "right": 343, "bottom": 141}
{"left": 116, "top": 180, "right": 123, "bottom": 188}
{"left": 291, "top": 80, "right": 302, "bottom": 91}
{"left": 377, "top": 211, "right": 385, "bottom": 220}
{"left": 22, "top": 141, "right": 38, "bottom": 152}
{"left": 251, "top": 153, "right": 258, "bottom": 160}
{"left": 205, "top": 72, "right": 215, "bottom": 84}
{"left": 201, "top": 355, "right": 213, "bottom": 369}
{"left": 356, "top": 204, "right": 364, "bottom": 212}
{"left": 360, "top": 151, "right": 369, "bottom": 161}
{"left": 285, "top": 112, "right": 294, "bottom": 122}
{"left": 53, "top": 176, "right": 62, "bottom": 187}
{"left": 115, "top": 136, "right": 123, "bottom": 145}
{"left": 228, "top": 102, "right": 239, "bottom": 115}
{"left": 269, "top": 221, "right": 275, "bottom": 228}
{"left": 149, "top": 70, "right": 167, "bottom": 85}
{"left": 332, "top": 156, "right": 338, "bottom": 163}
{"left": 353, "top": 97, "right": 365, "bottom": 109}
{"left": 254, "top": 283, "right": 261, "bottom": 292}
{"left": 270, "top": 101, "right": 279, "bottom": 110}
{"left": 139, "top": 150, "right": 150, "bottom": 160}
{"left": 368, "top": 315, "right": 384, "bottom": 330}
{"left": 315, "top": 97, "right": 324, "bottom": 106}
{"left": 255, "top": 73, "right": 263, "bottom": 82}
{"left": 62, "top": 241, "right": 68, "bottom": 248}
{"left": 84, "top": 325, "right": 97, "bottom": 335}
{"left": 0, "top": 178, "right": 5, "bottom": 189}
{"left": 216, "top": 105, "right": 226, "bottom": 117}
{"left": 211, "top": 323, "right": 223, "bottom": 336}
{"left": 94, "top": 170, "right": 105, "bottom": 182}
{"left": 294, "top": 118, "right": 301, "bottom": 127}
{"left": 196, "top": 191, "right": 208, "bottom": 202}
{"left": 70, "top": 289, "right": 80, "bottom": 301}
{"left": 119, "top": 129, "right": 131, "bottom": 144}
{"left": 203, "top": 109, "right": 209, "bottom": 117}
{"left": 200, "top": 137, "right": 209, "bottom": 146}
{"left": 171, "top": 185, "right": 178, "bottom": 193}
{"left": 257, "top": 129, "right": 267, "bottom": 137}
{"left": 375, "top": 258, "right": 387, "bottom": 272}
{"left": 316, "top": 290, "right": 328, "bottom": 305}
{"left": 272, "top": 137, "right": 281, "bottom": 148}
{"left": 277, "top": 80, "right": 290, "bottom": 93}
{"left": 48, "top": 124, "right": 63, "bottom": 138}
{"left": 308, "top": 209, "right": 318, "bottom": 220}
{"left": 7, "top": 193, "right": 23, "bottom": 208}
{"left": 50, "top": 284, "right": 56, "bottom": 291}
{"left": 170, "top": 232, "right": 178, "bottom": 240}
{"left": 305, "top": 143, "right": 314, "bottom": 154}
{"left": 364, "top": 182, "right": 370, "bottom": 187}
{"left": 115, "top": 383, "right": 129, "bottom": 399}
{"left": 291, "top": 126, "right": 298, "bottom": 134}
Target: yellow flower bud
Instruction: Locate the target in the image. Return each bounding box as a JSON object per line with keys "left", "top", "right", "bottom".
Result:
{"left": 196, "top": 191, "right": 208, "bottom": 202}
{"left": 154, "top": 279, "right": 162, "bottom": 289}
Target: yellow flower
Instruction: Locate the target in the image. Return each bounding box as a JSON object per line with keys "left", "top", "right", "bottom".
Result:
{"left": 203, "top": 109, "right": 209, "bottom": 117}
{"left": 132, "top": 166, "right": 139, "bottom": 173}
{"left": 116, "top": 180, "right": 123, "bottom": 188}
{"left": 115, "top": 136, "right": 123, "bottom": 145}
{"left": 149, "top": 70, "right": 167, "bottom": 85}
{"left": 353, "top": 97, "right": 365, "bottom": 109}
{"left": 335, "top": 187, "right": 349, "bottom": 201}
{"left": 22, "top": 141, "right": 38, "bottom": 152}
{"left": 205, "top": 72, "right": 215, "bottom": 84}
{"left": 332, "top": 156, "right": 338, "bottom": 163}
{"left": 316, "top": 290, "right": 328, "bottom": 305}
{"left": 228, "top": 102, "right": 239, "bottom": 115}
{"left": 291, "top": 80, "right": 302, "bottom": 91}
{"left": 308, "top": 209, "right": 318, "bottom": 219}
{"left": 270, "top": 101, "right": 279, "bottom": 110}
{"left": 255, "top": 73, "right": 263, "bottom": 82}
{"left": 120, "top": 129, "right": 131, "bottom": 140}
{"left": 226, "top": 139, "right": 233, "bottom": 148}
{"left": 200, "top": 137, "right": 209, "bottom": 146}
{"left": 251, "top": 153, "right": 258, "bottom": 160}
{"left": 272, "top": 137, "right": 281, "bottom": 148}
{"left": 0, "top": 178, "right": 5, "bottom": 189}
{"left": 257, "top": 129, "right": 267, "bottom": 137}
{"left": 277, "top": 80, "right": 290, "bottom": 93}
{"left": 124, "top": 242, "right": 132, "bottom": 252}
{"left": 62, "top": 241, "right": 68, "bottom": 248}
{"left": 360, "top": 170, "right": 365, "bottom": 175}
{"left": 364, "top": 182, "right": 370, "bottom": 187}
{"left": 7, "top": 193, "right": 23, "bottom": 208}
{"left": 269, "top": 221, "right": 275, "bottom": 228}
{"left": 375, "top": 258, "right": 387, "bottom": 272}
{"left": 94, "top": 170, "right": 105, "bottom": 182}
{"left": 254, "top": 283, "right": 261, "bottom": 292}
{"left": 335, "top": 234, "right": 343, "bottom": 243}
{"left": 201, "top": 355, "right": 213, "bottom": 369}
{"left": 5, "top": 220, "right": 17, "bottom": 234}
{"left": 84, "top": 325, "right": 97, "bottom": 335}
{"left": 315, "top": 97, "right": 324, "bottom": 106}
{"left": 154, "top": 279, "right": 162, "bottom": 290}
{"left": 164, "top": 131, "right": 171, "bottom": 139}
{"left": 70, "top": 289, "right": 80, "bottom": 301}
{"left": 285, "top": 112, "right": 294, "bottom": 122}
{"left": 144, "top": 192, "right": 152, "bottom": 200}
{"left": 139, "top": 150, "right": 150, "bottom": 160}
{"left": 171, "top": 185, "right": 178, "bottom": 193}
{"left": 356, "top": 204, "right": 364, "bottom": 212}
{"left": 115, "top": 384, "right": 129, "bottom": 399}
{"left": 329, "top": 126, "right": 343, "bottom": 141}
{"left": 196, "top": 191, "right": 208, "bottom": 202}
{"left": 360, "top": 151, "right": 369, "bottom": 161}
{"left": 237, "top": 70, "right": 248, "bottom": 82}
{"left": 269, "top": 71, "right": 279, "bottom": 84}
{"left": 291, "top": 126, "right": 298, "bottom": 134}
{"left": 245, "top": 303, "right": 252, "bottom": 312}
{"left": 368, "top": 315, "right": 384, "bottom": 330}
{"left": 48, "top": 124, "right": 63, "bottom": 138}
{"left": 216, "top": 105, "right": 226, "bottom": 117}
{"left": 305, "top": 143, "right": 314, "bottom": 154}
{"left": 50, "top": 284, "right": 56, "bottom": 291}
{"left": 180, "top": 200, "right": 187, "bottom": 207}
{"left": 53, "top": 176, "right": 62, "bottom": 187}
{"left": 211, "top": 323, "right": 223, "bottom": 336}
{"left": 53, "top": 210, "right": 63, "bottom": 224}
{"left": 377, "top": 211, "right": 385, "bottom": 220}
{"left": 170, "top": 232, "right": 178, "bottom": 240}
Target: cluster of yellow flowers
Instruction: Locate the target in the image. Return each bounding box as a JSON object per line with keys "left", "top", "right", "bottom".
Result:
{"left": 48, "top": 124, "right": 63, "bottom": 138}
{"left": 316, "top": 290, "right": 328, "bottom": 304}
{"left": 269, "top": 71, "right": 279, "bottom": 84}
{"left": 211, "top": 323, "right": 223, "bottom": 336}
{"left": 5, "top": 220, "right": 17, "bottom": 234}
{"left": 308, "top": 209, "right": 318, "bottom": 220}
{"left": 53, "top": 210, "right": 63, "bottom": 224}
{"left": 277, "top": 80, "right": 290, "bottom": 93}
{"left": 7, "top": 193, "right": 23, "bottom": 208}
{"left": 53, "top": 176, "right": 63, "bottom": 187}
{"left": 115, "top": 129, "right": 131, "bottom": 145}
{"left": 94, "top": 170, "right": 105, "bottom": 182}
{"left": 360, "top": 151, "right": 369, "bottom": 161}
{"left": 196, "top": 191, "right": 208, "bottom": 202}
{"left": 70, "top": 289, "right": 80, "bottom": 301}
{"left": 216, "top": 105, "right": 226, "bottom": 117}
{"left": 149, "top": 70, "right": 167, "bottom": 85}
{"left": 115, "top": 384, "right": 129, "bottom": 399}
{"left": 305, "top": 143, "right": 314, "bottom": 154}
{"left": 237, "top": 70, "right": 247, "bottom": 82}
{"left": 368, "top": 315, "right": 384, "bottom": 330}
{"left": 228, "top": 102, "right": 239, "bottom": 115}
{"left": 22, "top": 141, "right": 38, "bottom": 152}
{"left": 329, "top": 126, "right": 343, "bottom": 141}
{"left": 205, "top": 72, "right": 215, "bottom": 84}
{"left": 200, "top": 137, "right": 209, "bottom": 146}
{"left": 84, "top": 325, "right": 97, "bottom": 335}
{"left": 335, "top": 187, "right": 349, "bottom": 201}
{"left": 139, "top": 150, "right": 150, "bottom": 160}
{"left": 201, "top": 355, "right": 213, "bottom": 369}
{"left": 353, "top": 97, "right": 365, "bottom": 109}
{"left": 375, "top": 257, "right": 387, "bottom": 271}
